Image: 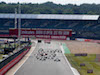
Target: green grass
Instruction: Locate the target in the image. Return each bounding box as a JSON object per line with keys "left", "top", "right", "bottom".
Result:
{"left": 65, "top": 54, "right": 100, "bottom": 75}
{"left": 0, "top": 43, "right": 19, "bottom": 48}
{"left": 0, "top": 54, "right": 3, "bottom": 59}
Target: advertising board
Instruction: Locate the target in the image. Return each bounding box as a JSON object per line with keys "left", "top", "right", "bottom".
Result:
{"left": 9, "top": 29, "right": 72, "bottom": 40}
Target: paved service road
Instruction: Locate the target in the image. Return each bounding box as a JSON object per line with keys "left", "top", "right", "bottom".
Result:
{"left": 15, "top": 41, "right": 74, "bottom": 75}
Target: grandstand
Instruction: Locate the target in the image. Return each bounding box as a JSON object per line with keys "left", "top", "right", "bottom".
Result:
{"left": 0, "top": 14, "right": 100, "bottom": 39}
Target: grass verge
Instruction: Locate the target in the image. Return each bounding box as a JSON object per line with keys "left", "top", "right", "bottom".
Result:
{"left": 65, "top": 54, "right": 100, "bottom": 75}
{"left": 0, "top": 54, "right": 3, "bottom": 59}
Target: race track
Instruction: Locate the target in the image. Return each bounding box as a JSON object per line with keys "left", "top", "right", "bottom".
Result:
{"left": 15, "top": 40, "right": 74, "bottom": 75}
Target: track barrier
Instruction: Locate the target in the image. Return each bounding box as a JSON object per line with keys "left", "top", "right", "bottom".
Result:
{"left": 76, "top": 38, "right": 100, "bottom": 43}
{"left": 0, "top": 43, "right": 32, "bottom": 75}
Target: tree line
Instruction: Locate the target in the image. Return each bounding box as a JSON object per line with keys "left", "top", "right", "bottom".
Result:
{"left": 0, "top": 1, "right": 100, "bottom": 15}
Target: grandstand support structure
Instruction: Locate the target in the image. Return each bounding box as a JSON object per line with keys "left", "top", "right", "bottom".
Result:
{"left": 15, "top": 8, "right": 17, "bottom": 29}
{"left": 18, "top": 3, "right": 21, "bottom": 50}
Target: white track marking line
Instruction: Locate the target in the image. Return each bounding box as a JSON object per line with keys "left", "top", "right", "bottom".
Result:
{"left": 60, "top": 44, "right": 80, "bottom": 75}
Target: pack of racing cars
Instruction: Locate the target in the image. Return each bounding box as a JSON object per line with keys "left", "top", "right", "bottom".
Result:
{"left": 35, "top": 48, "right": 62, "bottom": 62}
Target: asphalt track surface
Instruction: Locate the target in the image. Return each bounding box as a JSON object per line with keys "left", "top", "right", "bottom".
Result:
{"left": 15, "top": 41, "right": 74, "bottom": 75}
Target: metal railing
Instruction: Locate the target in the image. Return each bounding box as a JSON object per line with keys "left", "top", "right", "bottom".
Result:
{"left": 0, "top": 43, "right": 31, "bottom": 69}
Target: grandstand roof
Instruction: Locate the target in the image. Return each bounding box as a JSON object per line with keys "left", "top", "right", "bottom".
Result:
{"left": 0, "top": 14, "right": 99, "bottom": 20}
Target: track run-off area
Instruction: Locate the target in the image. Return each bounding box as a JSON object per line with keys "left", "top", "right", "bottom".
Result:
{"left": 13, "top": 40, "right": 74, "bottom": 75}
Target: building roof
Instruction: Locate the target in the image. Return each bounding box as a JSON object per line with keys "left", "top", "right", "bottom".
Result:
{"left": 0, "top": 14, "right": 99, "bottom": 20}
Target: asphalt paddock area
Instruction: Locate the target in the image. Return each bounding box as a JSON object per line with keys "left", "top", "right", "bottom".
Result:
{"left": 14, "top": 41, "right": 74, "bottom": 75}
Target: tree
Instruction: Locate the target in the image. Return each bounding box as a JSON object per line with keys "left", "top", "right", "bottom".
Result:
{"left": 0, "top": 2, "right": 100, "bottom": 15}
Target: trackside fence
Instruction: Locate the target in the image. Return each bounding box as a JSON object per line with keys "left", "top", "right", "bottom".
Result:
{"left": 0, "top": 43, "right": 32, "bottom": 75}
